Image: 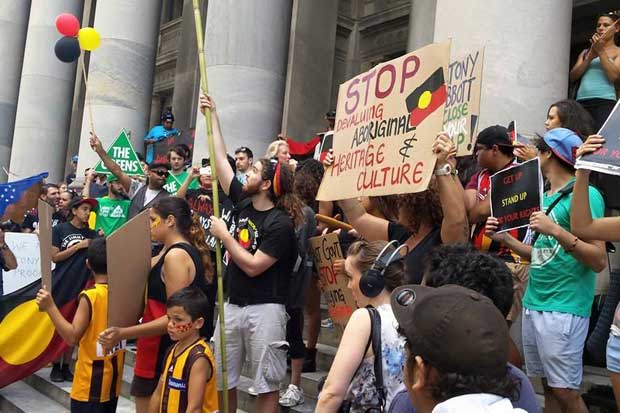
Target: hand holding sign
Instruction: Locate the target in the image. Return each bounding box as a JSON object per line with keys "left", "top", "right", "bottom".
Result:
{"left": 576, "top": 135, "right": 606, "bottom": 163}
{"left": 529, "top": 211, "right": 558, "bottom": 236}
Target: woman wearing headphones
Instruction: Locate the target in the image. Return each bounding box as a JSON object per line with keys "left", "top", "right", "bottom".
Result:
{"left": 316, "top": 240, "right": 406, "bottom": 413}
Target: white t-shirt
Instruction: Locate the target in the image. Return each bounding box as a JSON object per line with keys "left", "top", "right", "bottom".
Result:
{"left": 144, "top": 188, "right": 161, "bottom": 205}
{"left": 128, "top": 180, "right": 163, "bottom": 207}
{"left": 433, "top": 394, "right": 526, "bottom": 413}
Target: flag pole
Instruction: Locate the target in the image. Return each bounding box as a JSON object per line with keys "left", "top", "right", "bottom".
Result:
{"left": 191, "top": 2, "right": 229, "bottom": 413}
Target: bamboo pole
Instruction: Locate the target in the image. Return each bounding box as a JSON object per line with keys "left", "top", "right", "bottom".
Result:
{"left": 191, "top": 2, "right": 229, "bottom": 413}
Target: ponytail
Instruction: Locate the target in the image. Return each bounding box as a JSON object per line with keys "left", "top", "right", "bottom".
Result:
{"left": 188, "top": 212, "right": 214, "bottom": 283}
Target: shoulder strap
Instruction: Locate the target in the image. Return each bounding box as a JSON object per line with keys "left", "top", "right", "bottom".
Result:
{"left": 531, "top": 181, "right": 574, "bottom": 245}
{"left": 367, "top": 307, "right": 385, "bottom": 410}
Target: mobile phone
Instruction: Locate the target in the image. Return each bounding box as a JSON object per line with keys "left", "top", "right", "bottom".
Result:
{"left": 199, "top": 166, "right": 211, "bottom": 176}
{"left": 201, "top": 158, "right": 209, "bottom": 167}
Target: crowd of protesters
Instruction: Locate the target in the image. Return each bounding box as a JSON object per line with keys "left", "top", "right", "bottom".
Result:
{"left": 2, "top": 9, "right": 616, "bottom": 413}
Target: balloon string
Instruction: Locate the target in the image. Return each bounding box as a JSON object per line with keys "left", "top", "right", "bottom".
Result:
{"left": 80, "top": 54, "right": 95, "bottom": 135}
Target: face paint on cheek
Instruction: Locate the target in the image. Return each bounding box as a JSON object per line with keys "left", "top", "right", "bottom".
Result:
{"left": 150, "top": 216, "right": 161, "bottom": 229}
{"left": 174, "top": 322, "right": 193, "bottom": 333}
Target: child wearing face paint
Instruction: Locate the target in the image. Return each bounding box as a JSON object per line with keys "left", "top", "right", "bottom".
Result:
{"left": 36, "top": 238, "right": 125, "bottom": 413}
{"left": 149, "top": 287, "right": 218, "bottom": 413}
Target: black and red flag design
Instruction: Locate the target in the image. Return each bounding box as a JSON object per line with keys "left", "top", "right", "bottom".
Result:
{"left": 406, "top": 67, "right": 447, "bottom": 127}
{"left": 0, "top": 250, "right": 93, "bottom": 388}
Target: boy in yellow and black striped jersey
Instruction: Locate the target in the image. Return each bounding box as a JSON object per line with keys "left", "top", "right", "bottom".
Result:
{"left": 37, "top": 238, "right": 125, "bottom": 413}
{"left": 149, "top": 287, "right": 218, "bottom": 413}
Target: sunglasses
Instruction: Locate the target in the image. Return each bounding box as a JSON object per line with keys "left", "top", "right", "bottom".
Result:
{"left": 152, "top": 170, "right": 169, "bottom": 178}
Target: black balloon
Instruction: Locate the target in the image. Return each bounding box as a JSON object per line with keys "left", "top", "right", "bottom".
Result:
{"left": 54, "top": 36, "right": 81, "bottom": 63}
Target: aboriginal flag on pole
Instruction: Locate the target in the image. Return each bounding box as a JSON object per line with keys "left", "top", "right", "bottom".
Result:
{"left": 406, "top": 67, "right": 447, "bottom": 128}
{"left": 0, "top": 234, "right": 93, "bottom": 388}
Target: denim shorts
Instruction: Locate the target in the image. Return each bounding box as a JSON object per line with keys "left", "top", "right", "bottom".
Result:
{"left": 522, "top": 309, "right": 589, "bottom": 389}
{"left": 607, "top": 331, "right": 620, "bottom": 373}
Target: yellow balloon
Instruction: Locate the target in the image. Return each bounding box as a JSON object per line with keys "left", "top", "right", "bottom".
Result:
{"left": 78, "top": 27, "right": 101, "bottom": 51}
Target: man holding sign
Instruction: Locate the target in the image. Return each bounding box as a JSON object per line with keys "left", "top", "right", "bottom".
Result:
{"left": 487, "top": 128, "right": 607, "bottom": 413}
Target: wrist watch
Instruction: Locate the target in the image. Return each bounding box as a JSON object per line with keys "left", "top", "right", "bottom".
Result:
{"left": 0, "top": 244, "right": 8, "bottom": 250}
{"left": 434, "top": 163, "right": 457, "bottom": 176}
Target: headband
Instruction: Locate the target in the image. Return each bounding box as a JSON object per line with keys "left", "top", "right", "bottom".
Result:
{"left": 272, "top": 161, "right": 282, "bottom": 197}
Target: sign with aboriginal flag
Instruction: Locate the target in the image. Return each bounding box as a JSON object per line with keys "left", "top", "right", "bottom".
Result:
{"left": 490, "top": 158, "right": 543, "bottom": 233}
{"left": 443, "top": 48, "right": 484, "bottom": 156}
{"left": 310, "top": 233, "right": 356, "bottom": 330}
{"left": 317, "top": 41, "right": 451, "bottom": 200}
{"left": 0, "top": 250, "right": 93, "bottom": 388}
{"left": 575, "top": 99, "right": 620, "bottom": 176}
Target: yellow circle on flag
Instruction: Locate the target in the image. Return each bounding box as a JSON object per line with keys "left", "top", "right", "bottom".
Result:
{"left": 0, "top": 300, "right": 55, "bottom": 365}
{"left": 418, "top": 91, "right": 432, "bottom": 109}
{"left": 239, "top": 229, "right": 249, "bottom": 243}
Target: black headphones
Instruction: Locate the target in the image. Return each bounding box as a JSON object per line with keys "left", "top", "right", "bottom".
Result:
{"left": 359, "top": 241, "right": 407, "bottom": 298}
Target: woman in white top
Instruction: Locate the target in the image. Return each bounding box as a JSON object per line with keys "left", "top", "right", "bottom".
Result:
{"left": 316, "top": 240, "right": 406, "bottom": 413}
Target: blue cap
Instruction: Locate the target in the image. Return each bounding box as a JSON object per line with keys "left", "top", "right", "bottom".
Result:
{"left": 542, "top": 128, "right": 582, "bottom": 166}
{"left": 71, "top": 155, "right": 78, "bottom": 163}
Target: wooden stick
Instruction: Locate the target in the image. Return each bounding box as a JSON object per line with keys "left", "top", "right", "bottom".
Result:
{"left": 80, "top": 53, "right": 95, "bottom": 135}
{"left": 191, "top": 2, "right": 229, "bottom": 412}
{"left": 316, "top": 214, "right": 354, "bottom": 232}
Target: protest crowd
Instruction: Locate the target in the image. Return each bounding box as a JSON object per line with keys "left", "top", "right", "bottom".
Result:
{"left": 3, "top": 7, "right": 620, "bottom": 413}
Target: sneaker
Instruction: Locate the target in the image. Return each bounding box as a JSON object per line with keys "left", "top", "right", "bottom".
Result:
{"left": 61, "top": 364, "right": 73, "bottom": 382}
{"left": 50, "top": 363, "right": 63, "bottom": 382}
{"left": 279, "top": 384, "right": 304, "bottom": 407}
{"left": 321, "top": 318, "right": 334, "bottom": 329}
{"left": 302, "top": 348, "right": 317, "bottom": 373}
{"left": 247, "top": 386, "right": 258, "bottom": 396}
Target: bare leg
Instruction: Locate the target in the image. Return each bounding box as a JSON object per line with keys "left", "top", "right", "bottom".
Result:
{"left": 255, "top": 391, "right": 279, "bottom": 413}
{"left": 218, "top": 388, "right": 237, "bottom": 413}
{"left": 135, "top": 396, "right": 150, "bottom": 413}
{"left": 550, "top": 386, "right": 587, "bottom": 413}
{"left": 542, "top": 379, "right": 563, "bottom": 413}
{"left": 610, "top": 371, "right": 620, "bottom": 413}
{"left": 507, "top": 334, "right": 523, "bottom": 368}
{"left": 305, "top": 276, "right": 321, "bottom": 350}
{"left": 290, "top": 358, "right": 303, "bottom": 387}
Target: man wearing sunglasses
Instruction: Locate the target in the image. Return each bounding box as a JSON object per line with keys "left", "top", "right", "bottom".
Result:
{"left": 89, "top": 133, "right": 169, "bottom": 220}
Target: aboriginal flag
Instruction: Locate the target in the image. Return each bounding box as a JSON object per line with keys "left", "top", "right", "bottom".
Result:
{"left": 0, "top": 250, "right": 93, "bottom": 388}
{"left": 406, "top": 67, "right": 447, "bottom": 127}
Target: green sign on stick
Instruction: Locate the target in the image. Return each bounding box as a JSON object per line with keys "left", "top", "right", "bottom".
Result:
{"left": 94, "top": 129, "right": 145, "bottom": 176}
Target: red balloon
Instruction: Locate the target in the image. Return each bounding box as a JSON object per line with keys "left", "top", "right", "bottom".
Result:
{"left": 55, "top": 13, "right": 80, "bottom": 37}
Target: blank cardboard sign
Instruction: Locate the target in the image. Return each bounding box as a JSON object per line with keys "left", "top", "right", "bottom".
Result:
{"left": 107, "top": 209, "right": 151, "bottom": 328}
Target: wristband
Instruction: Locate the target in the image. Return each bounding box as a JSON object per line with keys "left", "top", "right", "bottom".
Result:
{"left": 565, "top": 237, "right": 579, "bottom": 253}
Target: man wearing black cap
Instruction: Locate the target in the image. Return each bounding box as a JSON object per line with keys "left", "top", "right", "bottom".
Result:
{"left": 144, "top": 110, "right": 179, "bottom": 164}
{"left": 465, "top": 125, "right": 530, "bottom": 329}
{"left": 49, "top": 196, "right": 99, "bottom": 382}
{"left": 90, "top": 133, "right": 169, "bottom": 220}
{"left": 392, "top": 284, "right": 526, "bottom": 413}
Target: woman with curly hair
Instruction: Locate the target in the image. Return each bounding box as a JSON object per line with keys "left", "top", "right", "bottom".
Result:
{"left": 98, "top": 196, "right": 213, "bottom": 413}
{"left": 337, "top": 133, "right": 468, "bottom": 284}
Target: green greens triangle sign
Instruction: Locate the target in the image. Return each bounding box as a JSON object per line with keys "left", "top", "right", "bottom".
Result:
{"left": 163, "top": 173, "right": 183, "bottom": 194}
{"left": 94, "top": 129, "right": 145, "bottom": 176}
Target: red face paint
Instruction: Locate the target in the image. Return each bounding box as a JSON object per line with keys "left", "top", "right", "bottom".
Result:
{"left": 173, "top": 321, "right": 192, "bottom": 333}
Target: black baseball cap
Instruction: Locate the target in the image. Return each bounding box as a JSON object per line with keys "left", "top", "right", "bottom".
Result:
{"left": 475, "top": 125, "right": 513, "bottom": 148}
{"left": 326, "top": 110, "right": 336, "bottom": 119}
{"left": 148, "top": 161, "right": 170, "bottom": 171}
{"left": 391, "top": 284, "right": 508, "bottom": 377}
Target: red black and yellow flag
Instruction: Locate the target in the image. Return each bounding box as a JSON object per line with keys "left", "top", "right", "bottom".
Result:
{"left": 406, "top": 67, "right": 447, "bottom": 127}
{"left": 0, "top": 251, "right": 93, "bottom": 388}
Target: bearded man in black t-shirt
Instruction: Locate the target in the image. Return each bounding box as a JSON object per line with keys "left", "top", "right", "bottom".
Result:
{"left": 200, "top": 95, "right": 301, "bottom": 413}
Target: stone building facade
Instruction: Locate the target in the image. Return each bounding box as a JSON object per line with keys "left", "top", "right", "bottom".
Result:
{"left": 1, "top": 0, "right": 616, "bottom": 182}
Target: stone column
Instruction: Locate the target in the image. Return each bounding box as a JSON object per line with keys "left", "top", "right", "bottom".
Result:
{"left": 409, "top": 0, "right": 572, "bottom": 135}
{"left": 76, "top": 0, "right": 162, "bottom": 174}
{"left": 9, "top": 0, "right": 83, "bottom": 183}
{"left": 281, "top": 0, "right": 338, "bottom": 141}
{"left": 193, "top": 0, "right": 292, "bottom": 163}
{"left": 0, "top": 1, "right": 31, "bottom": 182}
{"left": 406, "top": 0, "right": 436, "bottom": 52}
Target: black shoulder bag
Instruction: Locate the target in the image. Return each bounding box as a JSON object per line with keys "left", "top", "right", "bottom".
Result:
{"left": 530, "top": 181, "right": 574, "bottom": 245}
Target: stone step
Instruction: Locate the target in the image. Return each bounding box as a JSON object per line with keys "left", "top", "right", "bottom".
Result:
{"left": 21, "top": 367, "right": 134, "bottom": 413}
{"left": 0, "top": 381, "right": 68, "bottom": 413}
{"left": 235, "top": 375, "right": 316, "bottom": 413}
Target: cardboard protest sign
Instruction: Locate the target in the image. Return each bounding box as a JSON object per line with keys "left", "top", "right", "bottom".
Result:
{"left": 2, "top": 233, "right": 41, "bottom": 295}
{"left": 107, "top": 210, "right": 151, "bottom": 328}
{"left": 310, "top": 233, "right": 356, "bottom": 329}
{"left": 443, "top": 48, "right": 484, "bottom": 156}
{"left": 38, "top": 200, "right": 53, "bottom": 291}
{"left": 490, "top": 158, "right": 542, "bottom": 233}
{"left": 94, "top": 129, "right": 145, "bottom": 176}
{"left": 576, "top": 99, "right": 620, "bottom": 175}
{"left": 317, "top": 41, "right": 451, "bottom": 200}
{"left": 153, "top": 129, "right": 195, "bottom": 165}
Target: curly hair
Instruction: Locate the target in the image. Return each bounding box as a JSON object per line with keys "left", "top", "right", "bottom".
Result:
{"left": 548, "top": 99, "right": 594, "bottom": 140}
{"left": 397, "top": 180, "right": 443, "bottom": 235}
{"left": 369, "top": 195, "right": 399, "bottom": 221}
{"left": 294, "top": 158, "right": 324, "bottom": 210}
{"left": 424, "top": 243, "right": 513, "bottom": 317}
{"left": 259, "top": 158, "right": 304, "bottom": 227}
{"left": 347, "top": 240, "right": 404, "bottom": 292}
{"left": 152, "top": 197, "right": 214, "bottom": 283}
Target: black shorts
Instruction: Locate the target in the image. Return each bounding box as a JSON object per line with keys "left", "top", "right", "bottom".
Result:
{"left": 130, "top": 375, "right": 159, "bottom": 397}
{"left": 71, "top": 398, "right": 118, "bottom": 413}
{"left": 286, "top": 307, "right": 306, "bottom": 359}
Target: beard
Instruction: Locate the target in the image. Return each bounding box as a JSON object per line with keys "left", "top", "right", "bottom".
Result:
{"left": 242, "top": 180, "right": 261, "bottom": 196}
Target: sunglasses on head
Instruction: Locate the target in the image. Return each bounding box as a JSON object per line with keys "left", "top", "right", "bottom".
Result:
{"left": 152, "top": 170, "right": 169, "bottom": 177}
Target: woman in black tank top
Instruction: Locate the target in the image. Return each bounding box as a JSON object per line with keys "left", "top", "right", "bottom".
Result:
{"left": 98, "top": 197, "right": 213, "bottom": 413}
